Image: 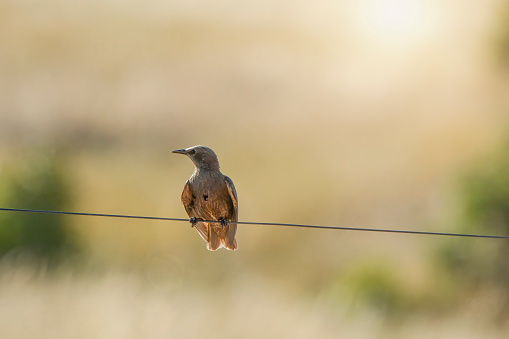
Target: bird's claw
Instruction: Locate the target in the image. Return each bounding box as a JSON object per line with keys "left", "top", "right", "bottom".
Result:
{"left": 190, "top": 217, "right": 198, "bottom": 228}
{"left": 220, "top": 218, "right": 228, "bottom": 228}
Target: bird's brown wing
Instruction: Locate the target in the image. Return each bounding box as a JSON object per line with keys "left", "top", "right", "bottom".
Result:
{"left": 224, "top": 176, "right": 238, "bottom": 221}
{"left": 181, "top": 180, "right": 208, "bottom": 242}
{"left": 224, "top": 176, "right": 238, "bottom": 250}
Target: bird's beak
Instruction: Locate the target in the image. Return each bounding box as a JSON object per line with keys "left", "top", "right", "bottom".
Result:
{"left": 171, "top": 149, "right": 187, "bottom": 155}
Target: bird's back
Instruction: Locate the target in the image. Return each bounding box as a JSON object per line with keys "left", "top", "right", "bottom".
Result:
{"left": 183, "top": 169, "right": 238, "bottom": 250}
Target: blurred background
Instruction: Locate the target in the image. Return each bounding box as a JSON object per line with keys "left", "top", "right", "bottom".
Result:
{"left": 1, "top": 0, "right": 509, "bottom": 337}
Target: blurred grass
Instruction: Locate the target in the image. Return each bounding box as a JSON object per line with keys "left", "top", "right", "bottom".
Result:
{"left": 0, "top": 150, "right": 80, "bottom": 269}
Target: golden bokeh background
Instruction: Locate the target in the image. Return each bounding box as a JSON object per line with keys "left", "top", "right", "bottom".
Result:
{"left": 1, "top": 0, "right": 509, "bottom": 337}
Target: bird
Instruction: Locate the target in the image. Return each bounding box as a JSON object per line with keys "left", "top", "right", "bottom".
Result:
{"left": 172, "top": 145, "right": 238, "bottom": 251}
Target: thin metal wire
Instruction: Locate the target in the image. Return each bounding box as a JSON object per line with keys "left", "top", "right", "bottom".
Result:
{"left": 0, "top": 207, "right": 508, "bottom": 239}
{"left": 0, "top": 207, "right": 188, "bottom": 222}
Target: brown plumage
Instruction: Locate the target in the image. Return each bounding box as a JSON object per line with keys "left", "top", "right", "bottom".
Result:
{"left": 172, "top": 145, "right": 238, "bottom": 251}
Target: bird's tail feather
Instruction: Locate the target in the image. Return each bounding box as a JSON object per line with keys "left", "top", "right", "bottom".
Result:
{"left": 205, "top": 222, "right": 237, "bottom": 251}
{"left": 194, "top": 222, "right": 209, "bottom": 243}
{"left": 222, "top": 223, "right": 238, "bottom": 250}
{"left": 207, "top": 226, "right": 221, "bottom": 251}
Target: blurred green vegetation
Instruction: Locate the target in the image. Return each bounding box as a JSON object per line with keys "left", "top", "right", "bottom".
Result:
{"left": 497, "top": 1, "right": 509, "bottom": 67}
{"left": 435, "top": 138, "right": 509, "bottom": 317}
{"left": 0, "top": 151, "right": 80, "bottom": 269}
{"left": 337, "top": 261, "right": 410, "bottom": 319}
{"left": 323, "top": 131, "right": 509, "bottom": 320}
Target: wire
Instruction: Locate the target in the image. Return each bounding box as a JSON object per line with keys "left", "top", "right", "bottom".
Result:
{"left": 0, "top": 207, "right": 188, "bottom": 222}
{"left": 0, "top": 207, "right": 508, "bottom": 239}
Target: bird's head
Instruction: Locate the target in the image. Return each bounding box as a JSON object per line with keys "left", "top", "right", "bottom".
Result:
{"left": 172, "top": 145, "right": 220, "bottom": 171}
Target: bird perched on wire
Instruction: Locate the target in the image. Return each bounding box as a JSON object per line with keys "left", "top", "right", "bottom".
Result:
{"left": 172, "top": 145, "right": 238, "bottom": 251}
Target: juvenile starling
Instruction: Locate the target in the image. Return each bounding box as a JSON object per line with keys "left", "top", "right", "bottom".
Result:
{"left": 172, "top": 145, "right": 238, "bottom": 251}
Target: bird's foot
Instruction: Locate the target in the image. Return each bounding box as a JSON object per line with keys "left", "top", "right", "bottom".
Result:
{"left": 219, "top": 218, "right": 229, "bottom": 228}
{"left": 190, "top": 217, "right": 199, "bottom": 228}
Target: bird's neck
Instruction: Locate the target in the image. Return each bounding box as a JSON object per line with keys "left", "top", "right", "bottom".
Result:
{"left": 195, "top": 163, "right": 220, "bottom": 173}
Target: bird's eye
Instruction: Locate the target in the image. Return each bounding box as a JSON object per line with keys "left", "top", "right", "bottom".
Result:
{"left": 189, "top": 149, "right": 196, "bottom": 155}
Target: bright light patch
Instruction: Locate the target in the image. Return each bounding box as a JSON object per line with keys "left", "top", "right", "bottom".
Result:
{"left": 357, "top": 0, "right": 433, "bottom": 43}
